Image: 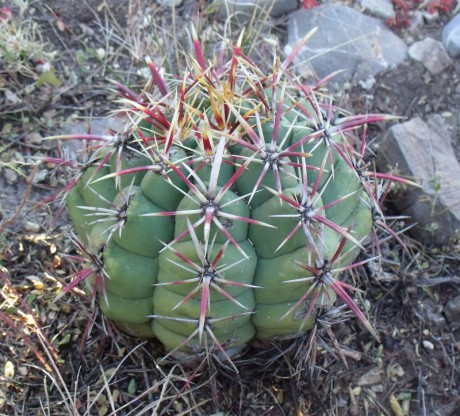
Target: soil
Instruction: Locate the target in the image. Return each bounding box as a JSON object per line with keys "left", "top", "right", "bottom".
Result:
{"left": 0, "top": 1, "right": 459, "bottom": 415}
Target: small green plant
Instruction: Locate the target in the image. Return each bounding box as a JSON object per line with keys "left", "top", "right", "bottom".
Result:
{"left": 49, "top": 27, "right": 412, "bottom": 365}
{"left": 0, "top": 2, "right": 56, "bottom": 79}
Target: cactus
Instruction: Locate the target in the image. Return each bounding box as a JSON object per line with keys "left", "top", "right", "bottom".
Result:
{"left": 51, "top": 29, "right": 410, "bottom": 362}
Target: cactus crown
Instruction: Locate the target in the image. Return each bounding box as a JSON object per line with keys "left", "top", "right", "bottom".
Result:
{"left": 52, "top": 27, "right": 404, "bottom": 364}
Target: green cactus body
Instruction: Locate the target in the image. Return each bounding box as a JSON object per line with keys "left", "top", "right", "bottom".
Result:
{"left": 61, "top": 32, "right": 392, "bottom": 360}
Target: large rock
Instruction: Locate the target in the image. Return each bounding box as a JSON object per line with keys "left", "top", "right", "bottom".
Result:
{"left": 213, "top": 0, "right": 297, "bottom": 19}
{"left": 284, "top": 4, "right": 407, "bottom": 86}
{"left": 443, "top": 13, "right": 460, "bottom": 58}
{"left": 378, "top": 116, "right": 460, "bottom": 247}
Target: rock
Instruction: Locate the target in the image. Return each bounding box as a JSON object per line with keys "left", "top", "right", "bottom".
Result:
{"left": 422, "top": 10, "right": 440, "bottom": 24}
{"left": 24, "top": 132, "right": 42, "bottom": 145}
{"left": 443, "top": 13, "right": 460, "bottom": 58}
{"left": 445, "top": 295, "right": 460, "bottom": 327}
{"left": 213, "top": 0, "right": 297, "bottom": 19}
{"left": 284, "top": 4, "right": 407, "bottom": 87}
{"left": 63, "top": 117, "right": 125, "bottom": 160}
{"left": 360, "top": 0, "right": 395, "bottom": 20}
{"left": 408, "top": 11, "right": 425, "bottom": 35}
{"left": 5, "top": 90, "right": 21, "bottom": 105}
{"left": 422, "top": 340, "right": 434, "bottom": 350}
{"left": 408, "top": 37, "right": 452, "bottom": 74}
{"left": 377, "top": 115, "right": 460, "bottom": 247}
{"left": 421, "top": 299, "right": 446, "bottom": 331}
{"left": 3, "top": 168, "right": 18, "bottom": 185}
{"left": 157, "top": 0, "right": 183, "bottom": 7}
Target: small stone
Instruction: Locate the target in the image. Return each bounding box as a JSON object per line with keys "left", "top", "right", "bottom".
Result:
{"left": 35, "top": 61, "right": 51, "bottom": 73}
{"left": 443, "top": 13, "right": 460, "bottom": 58}
{"left": 31, "top": 169, "right": 48, "bottom": 184}
{"left": 422, "top": 300, "right": 446, "bottom": 331}
{"left": 23, "top": 221, "right": 41, "bottom": 232}
{"left": 157, "top": 0, "right": 183, "bottom": 7}
{"left": 422, "top": 340, "right": 434, "bottom": 350}
{"left": 359, "top": 76, "right": 376, "bottom": 90}
{"left": 408, "top": 37, "right": 452, "bottom": 75}
{"left": 25, "top": 132, "right": 42, "bottom": 145}
{"left": 360, "top": 0, "right": 395, "bottom": 20}
{"left": 3, "top": 168, "right": 18, "bottom": 184}
{"left": 422, "top": 10, "right": 439, "bottom": 24}
{"left": 213, "top": 0, "right": 297, "bottom": 19}
{"left": 409, "top": 11, "right": 425, "bottom": 34}
{"left": 378, "top": 115, "right": 460, "bottom": 247}
{"left": 444, "top": 295, "right": 460, "bottom": 327}
{"left": 5, "top": 90, "right": 21, "bottom": 105}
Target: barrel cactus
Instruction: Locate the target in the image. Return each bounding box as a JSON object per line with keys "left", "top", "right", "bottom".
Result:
{"left": 53, "top": 29, "right": 403, "bottom": 362}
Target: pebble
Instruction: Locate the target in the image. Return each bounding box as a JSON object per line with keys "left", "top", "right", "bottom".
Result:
{"left": 5, "top": 90, "right": 21, "bottom": 105}
{"left": 360, "top": 0, "right": 395, "bottom": 20}
{"left": 422, "top": 10, "right": 439, "bottom": 24}
{"left": 157, "top": 0, "right": 183, "bottom": 7}
{"left": 408, "top": 37, "right": 453, "bottom": 75}
{"left": 213, "top": 0, "right": 297, "bottom": 19}
{"left": 442, "top": 13, "right": 460, "bottom": 58}
{"left": 423, "top": 300, "right": 446, "bottom": 331}
{"left": 3, "top": 168, "right": 18, "bottom": 184}
{"left": 422, "top": 340, "right": 434, "bottom": 350}
{"left": 23, "top": 221, "right": 41, "bottom": 232}
{"left": 409, "top": 11, "right": 425, "bottom": 34}
{"left": 25, "top": 132, "right": 42, "bottom": 145}
{"left": 31, "top": 169, "right": 48, "bottom": 184}
{"left": 444, "top": 295, "right": 460, "bottom": 327}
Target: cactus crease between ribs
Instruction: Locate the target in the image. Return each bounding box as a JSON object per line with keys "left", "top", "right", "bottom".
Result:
{"left": 57, "top": 29, "right": 403, "bottom": 360}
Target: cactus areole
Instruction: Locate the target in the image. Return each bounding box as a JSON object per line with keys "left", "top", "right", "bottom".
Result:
{"left": 60, "top": 30, "right": 396, "bottom": 361}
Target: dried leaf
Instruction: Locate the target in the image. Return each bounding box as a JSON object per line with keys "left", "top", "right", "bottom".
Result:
{"left": 389, "top": 394, "right": 404, "bottom": 416}
{"left": 356, "top": 367, "right": 383, "bottom": 386}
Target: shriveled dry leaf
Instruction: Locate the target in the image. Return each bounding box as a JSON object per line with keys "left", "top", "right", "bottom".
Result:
{"left": 357, "top": 367, "right": 383, "bottom": 386}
